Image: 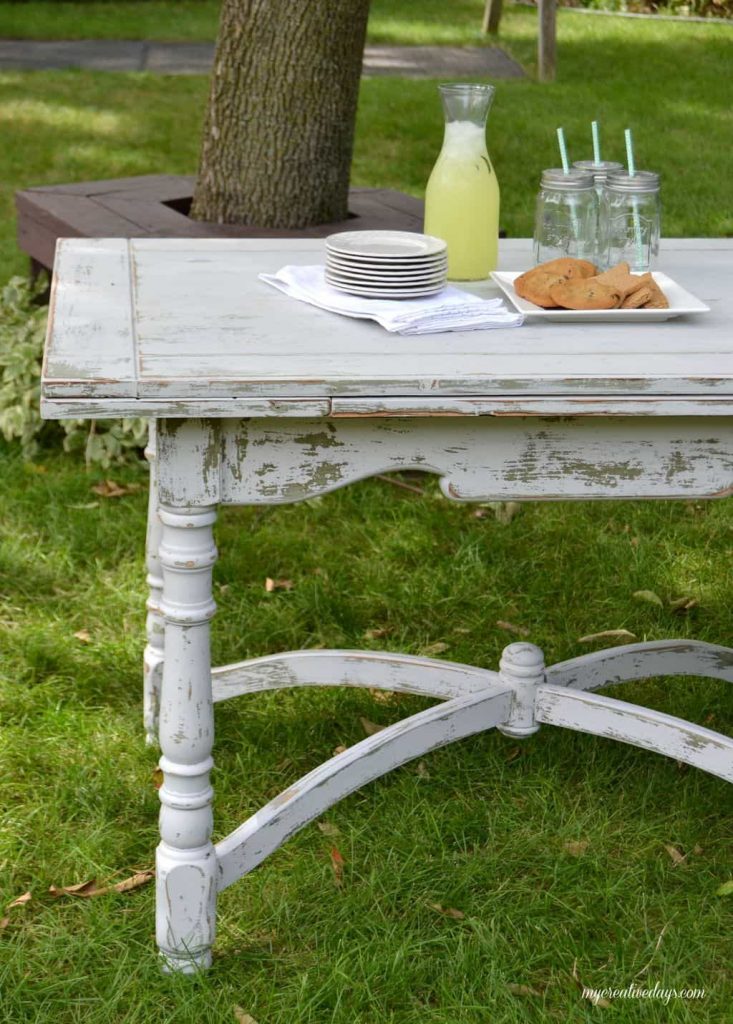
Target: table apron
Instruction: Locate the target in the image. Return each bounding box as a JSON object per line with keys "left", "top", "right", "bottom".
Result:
{"left": 154, "top": 416, "right": 733, "bottom": 506}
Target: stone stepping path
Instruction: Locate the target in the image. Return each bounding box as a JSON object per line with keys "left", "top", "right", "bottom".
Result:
{"left": 0, "top": 39, "right": 525, "bottom": 78}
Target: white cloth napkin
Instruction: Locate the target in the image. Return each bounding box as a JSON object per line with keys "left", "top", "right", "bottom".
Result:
{"left": 259, "top": 264, "right": 523, "bottom": 334}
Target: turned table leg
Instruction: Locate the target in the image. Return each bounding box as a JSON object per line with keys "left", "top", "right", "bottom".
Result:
{"left": 155, "top": 500, "right": 218, "bottom": 973}
{"left": 144, "top": 422, "right": 165, "bottom": 746}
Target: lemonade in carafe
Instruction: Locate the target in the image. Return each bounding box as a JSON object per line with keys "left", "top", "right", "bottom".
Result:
{"left": 424, "top": 83, "right": 500, "bottom": 280}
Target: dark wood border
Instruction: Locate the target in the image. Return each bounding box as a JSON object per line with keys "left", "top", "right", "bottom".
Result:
{"left": 16, "top": 175, "right": 425, "bottom": 273}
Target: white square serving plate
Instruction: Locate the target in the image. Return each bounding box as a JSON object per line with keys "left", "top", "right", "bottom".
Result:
{"left": 490, "top": 270, "right": 710, "bottom": 323}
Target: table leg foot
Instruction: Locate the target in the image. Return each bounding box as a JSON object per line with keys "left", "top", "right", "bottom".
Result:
{"left": 497, "top": 642, "right": 545, "bottom": 738}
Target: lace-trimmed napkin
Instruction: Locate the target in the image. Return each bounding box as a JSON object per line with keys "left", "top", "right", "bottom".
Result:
{"left": 259, "top": 265, "right": 523, "bottom": 335}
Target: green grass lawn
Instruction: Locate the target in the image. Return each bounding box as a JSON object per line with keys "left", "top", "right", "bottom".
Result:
{"left": 1, "top": 5, "right": 732, "bottom": 1021}
{"left": 0, "top": 0, "right": 493, "bottom": 44}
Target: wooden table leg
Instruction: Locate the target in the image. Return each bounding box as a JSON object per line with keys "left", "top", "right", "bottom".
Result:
{"left": 155, "top": 499, "right": 218, "bottom": 972}
{"left": 144, "top": 421, "right": 164, "bottom": 746}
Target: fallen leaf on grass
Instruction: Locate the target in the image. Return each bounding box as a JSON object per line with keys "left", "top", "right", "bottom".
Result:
{"left": 496, "top": 620, "right": 530, "bottom": 638}
{"left": 715, "top": 880, "right": 733, "bottom": 896}
{"left": 333, "top": 744, "right": 347, "bottom": 755}
{"left": 48, "top": 870, "right": 154, "bottom": 898}
{"left": 360, "top": 717, "right": 386, "bottom": 737}
{"left": 420, "top": 641, "right": 449, "bottom": 657}
{"left": 73, "top": 629, "right": 91, "bottom": 644}
{"left": 67, "top": 502, "right": 99, "bottom": 510}
{"left": 264, "top": 577, "right": 294, "bottom": 592}
{"left": 664, "top": 844, "right": 687, "bottom": 867}
{"left": 507, "top": 983, "right": 543, "bottom": 998}
{"left": 91, "top": 479, "right": 141, "bottom": 499}
{"left": 330, "top": 846, "right": 345, "bottom": 887}
{"left": 670, "top": 595, "right": 698, "bottom": 613}
{"left": 427, "top": 903, "right": 465, "bottom": 920}
{"left": 577, "top": 629, "right": 637, "bottom": 644}
{"left": 7, "top": 892, "right": 31, "bottom": 909}
{"left": 152, "top": 766, "right": 163, "bottom": 790}
{"left": 317, "top": 821, "right": 340, "bottom": 837}
{"left": 415, "top": 760, "right": 430, "bottom": 779}
{"left": 633, "top": 589, "right": 663, "bottom": 607}
{"left": 0, "top": 916, "right": 9, "bottom": 930}
{"left": 572, "top": 960, "right": 611, "bottom": 1008}
{"left": 48, "top": 880, "right": 98, "bottom": 898}
{"left": 369, "top": 687, "right": 395, "bottom": 705}
{"left": 504, "top": 746, "right": 523, "bottom": 764}
{"left": 233, "top": 1008, "right": 259, "bottom": 1024}
{"left": 564, "top": 840, "right": 589, "bottom": 857}
{"left": 363, "top": 626, "right": 392, "bottom": 640}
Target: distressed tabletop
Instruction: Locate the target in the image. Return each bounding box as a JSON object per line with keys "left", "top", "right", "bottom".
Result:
{"left": 41, "top": 237, "right": 733, "bottom": 419}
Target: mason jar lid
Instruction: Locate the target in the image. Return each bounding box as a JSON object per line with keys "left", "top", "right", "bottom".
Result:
{"left": 605, "top": 170, "right": 660, "bottom": 193}
{"left": 573, "top": 160, "right": 624, "bottom": 178}
{"left": 540, "top": 168, "right": 595, "bottom": 192}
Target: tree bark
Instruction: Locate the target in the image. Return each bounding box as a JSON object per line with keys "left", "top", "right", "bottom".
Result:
{"left": 190, "top": 0, "right": 371, "bottom": 228}
{"left": 482, "top": 0, "right": 503, "bottom": 35}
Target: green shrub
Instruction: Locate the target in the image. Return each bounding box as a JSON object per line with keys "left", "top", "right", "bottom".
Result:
{"left": 0, "top": 275, "right": 147, "bottom": 466}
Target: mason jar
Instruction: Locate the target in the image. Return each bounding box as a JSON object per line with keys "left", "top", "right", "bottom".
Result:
{"left": 599, "top": 170, "right": 661, "bottom": 272}
{"left": 572, "top": 159, "right": 624, "bottom": 197}
{"left": 533, "top": 169, "right": 598, "bottom": 266}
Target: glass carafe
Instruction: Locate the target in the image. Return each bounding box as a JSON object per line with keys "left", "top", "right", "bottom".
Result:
{"left": 423, "top": 83, "right": 500, "bottom": 281}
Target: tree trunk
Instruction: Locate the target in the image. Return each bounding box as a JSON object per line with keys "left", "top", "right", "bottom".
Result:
{"left": 190, "top": 0, "right": 371, "bottom": 228}
{"left": 482, "top": 0, "right": 503, "bottom": 35}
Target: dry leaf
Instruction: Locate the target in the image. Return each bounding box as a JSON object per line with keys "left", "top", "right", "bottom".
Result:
{"left": 415, "top": 761, "right": 430, "bottom": 779}
{"left": 152, "top": 766, "right": 164, "bottom": 790}
{"left": 73, "top": 629, "right": 91, "bottom": 644}
{"left": 369, "top": 687, "right": 395, "bottom": 704}
{"left": 91, "top": 479, "right": 141, "bottom": 499}
{"left": 427, "top": 903, "right": 465, "bottom": 920}
{"left": 472, "top": 507, "right": 489, "bottom": 519}
{"left": 67, "top": 502, "right": 99, "bottom": 510}
{"left": 360, "top": 717, "right": 386, "bottom": 737}
{"left": 421, "top": 641, "right": 449, "bottom": 656}
{"left": 363, "top": 626, "right": 392, "bottom": 640}
{"left": 670, "top": 595, "right": 698, "bottom": 613}
{"left": 48, "top": 870, "right": 154, "bottom": 899}
{"left": 333, "top": 744, "right": 347, "bottom": 755}
{"left": 7, "top": 891, "right": 31, "bottom": 909}
{"left": 715, "top": 879, "right": 733, "bottom": 896}
{"left": 233, "top": 1008, "right": 259, "bottom": 1024}
{"left": 496, "top": 620, "right": 530, "bottom": 637}
{"left": 578, "top": 629, "right": 637, "bottom": 644}
{"left": 564, "top": 840, "right": 589, "bottom": 857}
{"left": 264, "top": 577, "right": 294, "bottom": 592}
{"left": 507, "top": 983, "right": 543, "bottom": 997}
{"left": 664, "top": 844, "right": 686, "bottom": 867}
{"left": 317, "top": 821, "right": 340, "bottom": 837}
{"left": 0, "top": 916, "right": 9, "bottom": 930}
{"left": 330, "top": 846, "right": 345, "bottom": 887}
{"left": 633, "top": 589, "right": 663, "bottom": 607}
{"left": 693, "top": 844, "right": 703, "bottom": 856}
{"left": 48, "top": 880, "right": 98, "bottom": 898}
{"left": 504, "top": 746, "right": 522, "bottom": 764}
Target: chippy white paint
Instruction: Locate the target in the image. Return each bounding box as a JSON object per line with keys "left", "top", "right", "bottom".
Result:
{"left": 40, "top": 237, "right": 733, "bottom": 973}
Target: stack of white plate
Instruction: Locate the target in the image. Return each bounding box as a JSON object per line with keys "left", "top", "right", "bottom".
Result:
{"left": 325, "top": 230, "right": 448, "bottom": 299}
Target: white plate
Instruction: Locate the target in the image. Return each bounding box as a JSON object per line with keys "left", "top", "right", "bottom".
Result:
{"left": 326, "top": 230, "right": 447, "bottom": 260}
{"left": 326, "top": 265, "right": 447, "bottom": 285}
{"left": 327, "top": 252, "right": 448, "bottom": 270}
{"left": 326, "top": 278, "right": 447, "bottom": 299}
{"left": 491, "top": 271, "right": 711, "bottom": 323}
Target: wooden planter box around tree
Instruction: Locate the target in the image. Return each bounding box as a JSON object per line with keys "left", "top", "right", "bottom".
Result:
{"left": 15, "top": 174, "right": 425, "bottom": 275}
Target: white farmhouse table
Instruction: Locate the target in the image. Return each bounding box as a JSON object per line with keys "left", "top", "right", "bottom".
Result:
{"left": 42, "top": 237, "right": 733, "bottom": 973}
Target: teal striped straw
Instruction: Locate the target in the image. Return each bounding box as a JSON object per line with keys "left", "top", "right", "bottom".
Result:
{"left": 625, "top": 128, "right": 644, "bottom": 269}
{"left": 556, "top": 127, "right": 580, "bottom": 240}
{"left": 592, "top": 121, "right": 601, "bottom": 165}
